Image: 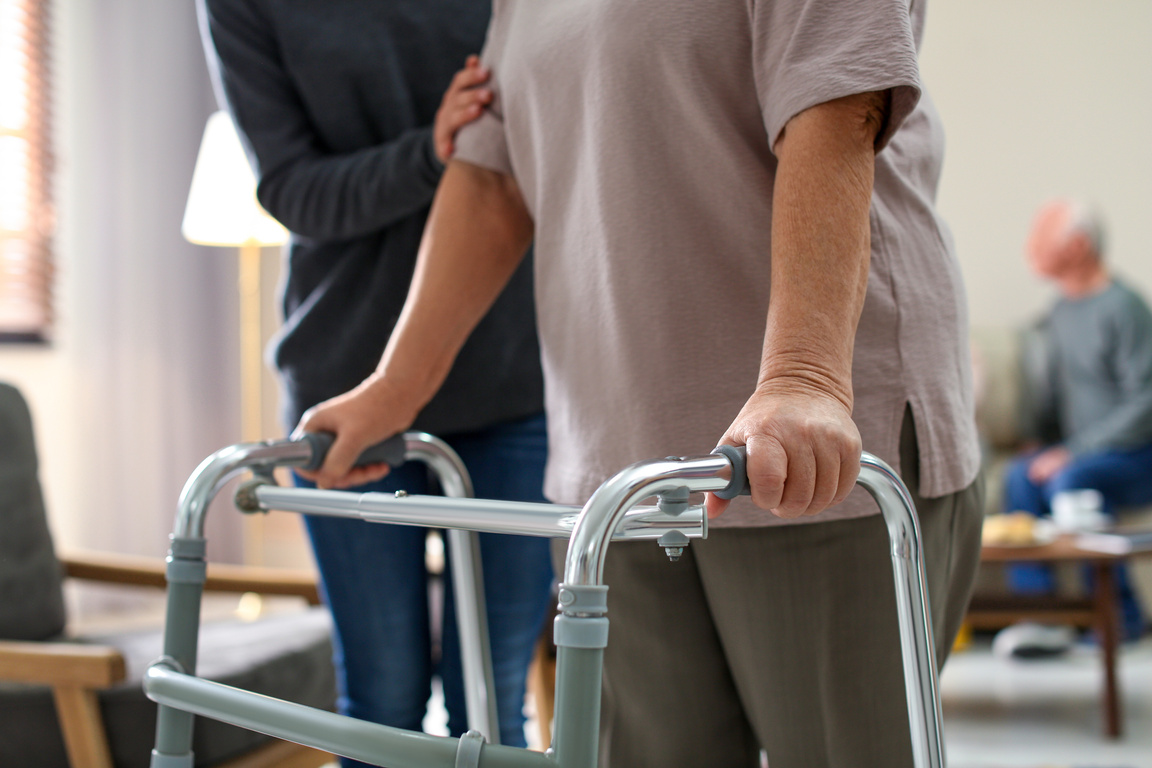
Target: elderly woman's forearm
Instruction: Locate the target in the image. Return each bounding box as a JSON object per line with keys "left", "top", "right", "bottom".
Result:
{"left": 372, "top": 160, "right": 535, "bottom": 410}
{"left": 760, "top": 92, "right": 885, "bottom": 406}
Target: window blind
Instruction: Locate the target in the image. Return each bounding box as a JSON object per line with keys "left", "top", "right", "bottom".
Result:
{"left": 0, "top": 0, "right": 52, "bottom": 342}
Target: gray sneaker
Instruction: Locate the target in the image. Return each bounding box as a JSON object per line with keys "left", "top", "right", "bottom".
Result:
{"left": 992, "top": 622, "right": 1075, "bottom": 659}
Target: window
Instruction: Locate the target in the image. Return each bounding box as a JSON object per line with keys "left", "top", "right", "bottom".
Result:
{"left": 0, "top": 0, "right": 52, "bottom": 343}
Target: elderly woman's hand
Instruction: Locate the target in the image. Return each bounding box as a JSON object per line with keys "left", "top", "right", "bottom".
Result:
{"left": 706, "top": 376, "right": 861, "bottom": 520}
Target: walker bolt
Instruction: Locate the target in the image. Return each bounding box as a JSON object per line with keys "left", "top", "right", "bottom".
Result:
{"left": 657, "top": 530, "right": 690, "bottom": 561}
{"left": 234, "top": 478, "right": 269, "bottom": 513}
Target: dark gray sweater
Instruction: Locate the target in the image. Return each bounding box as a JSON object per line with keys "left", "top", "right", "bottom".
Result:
{"left": 1041, "top": 279, "right": 1152, "bottom": 454}
{"left": 198, "top": 0, "right": 544, "bottom": 431}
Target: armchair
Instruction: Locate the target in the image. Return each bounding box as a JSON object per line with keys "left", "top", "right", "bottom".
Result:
{"left": 0, "top": 382, "right": 336, "bottom": 768}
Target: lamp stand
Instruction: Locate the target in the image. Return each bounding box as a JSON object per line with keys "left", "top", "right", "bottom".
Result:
{"left": 239, "top": 241, "right": 265, "bottom": 566}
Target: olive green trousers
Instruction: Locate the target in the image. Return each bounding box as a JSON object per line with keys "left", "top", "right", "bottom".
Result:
{"left": 597, "top": 412, "right": 984, "bottom": 767}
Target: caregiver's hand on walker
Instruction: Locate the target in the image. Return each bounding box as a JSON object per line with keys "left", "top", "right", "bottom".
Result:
{"left": 294, "top": 373, "right": 420, "bottom": 489}
{"left": 292, "top": 157, "right": 537, "bottom": 490}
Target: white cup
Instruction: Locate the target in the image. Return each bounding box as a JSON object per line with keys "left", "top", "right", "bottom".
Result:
{"left": 1051, "top": 489, "right": 1108, "bottom": 531}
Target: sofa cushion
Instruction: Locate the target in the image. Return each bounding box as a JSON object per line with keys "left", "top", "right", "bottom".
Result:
{"left": 0, "top": 382, "right": 67, "bottom": 641}
{"left": 0, "top": 607, "right": 336, "bottom": 767}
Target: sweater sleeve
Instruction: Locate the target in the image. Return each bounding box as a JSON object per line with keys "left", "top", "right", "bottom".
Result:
{"left": 1066, "top": 293, "right": 1152, "bottom": 454}
{"left": 197, "top": 0, "right": 445, "bottom": 241}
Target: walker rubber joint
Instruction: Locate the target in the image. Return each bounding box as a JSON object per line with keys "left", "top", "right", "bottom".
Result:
{"left": 454, "top": 729, "right": 485, "bottom": 768}
{"left": 168, "top": 536, "right": 206, "bottom": 560}
{"left": 556, "top": 584, "right": 608, "bottom": 615}
{"left": 657, "top": 484, "right": 691, "bottom": 516}
{"left": 165, "top": 536, "right": 207, "bottom": 585}
{"left": 554, "top": 583, "right": 611, "bottom": 649}
{"left": 165, "top": 558, "right": 207, "bottom": 585}
{"left": 149, "top": 749, "right": 194, "bottom": 768}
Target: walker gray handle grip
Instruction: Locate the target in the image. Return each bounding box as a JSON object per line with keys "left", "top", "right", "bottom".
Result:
{"left": 711, "top": 444, "right": 750, "bottom": 499}
{"left": 297, "top": 432, "right": 407, "bottom": 472}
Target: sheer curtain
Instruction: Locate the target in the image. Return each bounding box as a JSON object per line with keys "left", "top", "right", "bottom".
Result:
{"left": 48, "top": 0, "right": 244, "bottom": 562}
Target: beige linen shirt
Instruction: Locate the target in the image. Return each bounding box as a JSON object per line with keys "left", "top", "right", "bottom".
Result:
{"left": 455, "top": 0, "right": 981, "bottom": 526}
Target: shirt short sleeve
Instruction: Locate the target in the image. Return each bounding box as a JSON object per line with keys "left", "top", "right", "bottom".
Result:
{"left": 753, "top": 0, "right": 922, "bottom": 151}
{"left": 453, "top": 4, "right": 514, "bottom": 176}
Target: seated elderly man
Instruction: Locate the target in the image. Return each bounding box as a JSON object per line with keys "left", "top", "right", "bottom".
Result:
{"left": 998, "top": 199, "right": 1152, "bottom": 656}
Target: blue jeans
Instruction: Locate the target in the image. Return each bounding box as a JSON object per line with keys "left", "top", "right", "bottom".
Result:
{"left": 1003, "top": 443, "right": 1152, "bottom": 639}
{"left": 297, "top": 413, "right": 554, "bottom": 763}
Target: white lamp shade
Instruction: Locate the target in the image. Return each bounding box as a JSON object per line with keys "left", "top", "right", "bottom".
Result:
{"left": 182, "top": 111, "right": 289, "bottom": 247}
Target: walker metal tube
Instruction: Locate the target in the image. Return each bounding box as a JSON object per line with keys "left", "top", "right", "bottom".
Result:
{"left": 155, "top": 440, "right": 313, "bottom": 767}
{"left": 254, "top": 486, "right": 574, "bottom": 530}
{"left": 157, "top": 432, "right": 501, "bottom": 757}
{"left": 856, "top": 455, "right": 944, "bottom": 768}
{"left": 253, "top": 485, "right": 707, "bottom": 541}
{"left": 174, "top": 440, "right": 314, "bottom": 540}
{"left": 401, "top": 435, "right": 502, "bottom": 745}
{"left": 144, "top": 664, "right": 552, "bottom": 768}
{"left": 550, "top": 647, "right": 603, "bottom": 768}
{"left": 156, "top": 438, "right": 940, "bottom": 768}
{"left": 555, "top": 450, "right": 944, "bottom": 768}
{"left": 562, "top": 453, "right": 734, "bottom": 586}
{"left": 552, "top": 453, "right": 733, "bottom": 768}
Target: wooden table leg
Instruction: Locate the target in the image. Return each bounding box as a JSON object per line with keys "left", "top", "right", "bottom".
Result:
{"left": 1093, "top": 561, "right": 1121, "bottom": 738}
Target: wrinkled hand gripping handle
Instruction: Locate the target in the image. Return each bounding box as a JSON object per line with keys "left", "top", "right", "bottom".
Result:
{"left": 297, "top": 432, "right": 408, "bottom": 472}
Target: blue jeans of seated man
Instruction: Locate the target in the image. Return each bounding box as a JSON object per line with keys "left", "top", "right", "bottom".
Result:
{"left": 297, "top": 413, "right": 554, "bottom": 764}
{"left": 1003, "top": 442, "right": 1152, "bottom": 640}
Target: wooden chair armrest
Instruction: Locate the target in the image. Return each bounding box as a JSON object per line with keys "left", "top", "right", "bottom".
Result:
{"left": 60, "top": 550, "right": 168, "bottom": 588}
{"left": 0, "top": 640, "right": 126, "bottom": 688}
{"left": 60, "top": 550, "right": 322, "bottom": 605}
{"left": 201, "top": 562, "right": 322, "bottom": 605}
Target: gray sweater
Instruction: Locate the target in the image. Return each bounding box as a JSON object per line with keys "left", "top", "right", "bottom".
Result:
{"left": 1040, "top": 279, "right": 1152, "bottom": 454}
{"left": 198, "top": 0, "right": 544, "bottom": 431}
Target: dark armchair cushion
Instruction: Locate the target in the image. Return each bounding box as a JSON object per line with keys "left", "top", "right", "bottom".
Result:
{"left": 0, "top": 607, "right": 336, "bottom": 767}
{"left": 0, "top": 382, "right": 66, "bottom": 640}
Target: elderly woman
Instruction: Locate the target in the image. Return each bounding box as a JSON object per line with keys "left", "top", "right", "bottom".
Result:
{"left": 302, "top": 1, "right": 984, "bottom": 764}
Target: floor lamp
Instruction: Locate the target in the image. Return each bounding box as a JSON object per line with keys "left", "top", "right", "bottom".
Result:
{"left": 182, "top": 111, "right": 289, "bottom": 565}
{"left": 182, "top": 110, "right": 288, "bottom": 443}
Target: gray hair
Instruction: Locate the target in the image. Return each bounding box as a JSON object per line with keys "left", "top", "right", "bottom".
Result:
{"left": 1064, "top": 199, "right": 1106, "bottom": 259}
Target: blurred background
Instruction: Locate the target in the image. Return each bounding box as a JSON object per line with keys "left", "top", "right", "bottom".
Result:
{"left": 1, "top": 1, "right": 1150, "bottom": 765}
{"left": 1, "top": 0, "right": 1148, "bottom": 567}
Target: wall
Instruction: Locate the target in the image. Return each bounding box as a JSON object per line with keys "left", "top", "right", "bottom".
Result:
{"left": 920, "top": 0, "right": 1152, "bottom": 329}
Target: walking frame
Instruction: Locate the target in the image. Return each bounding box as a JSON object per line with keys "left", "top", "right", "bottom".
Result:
{"left": 146, "top": 431, "right": 946, "bottom": 768}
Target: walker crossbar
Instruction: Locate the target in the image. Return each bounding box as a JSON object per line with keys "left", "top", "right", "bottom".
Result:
{"left": 148, "top": 436, "right": 944, "bottom": 768}
{"left": 250, "top": 486, "right": 708, "bottom": 542}
{"left": 145, "top": 663, "right": 551, "bottom": 768}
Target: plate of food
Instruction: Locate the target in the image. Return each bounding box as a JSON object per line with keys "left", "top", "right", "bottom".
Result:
{"left": 982, "top": 512, "right": 1059, "bottom": 548}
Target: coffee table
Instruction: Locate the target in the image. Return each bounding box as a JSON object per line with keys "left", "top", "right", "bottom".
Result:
{"left": 970, "top": 534, "right": 1150, "bottom": 738}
